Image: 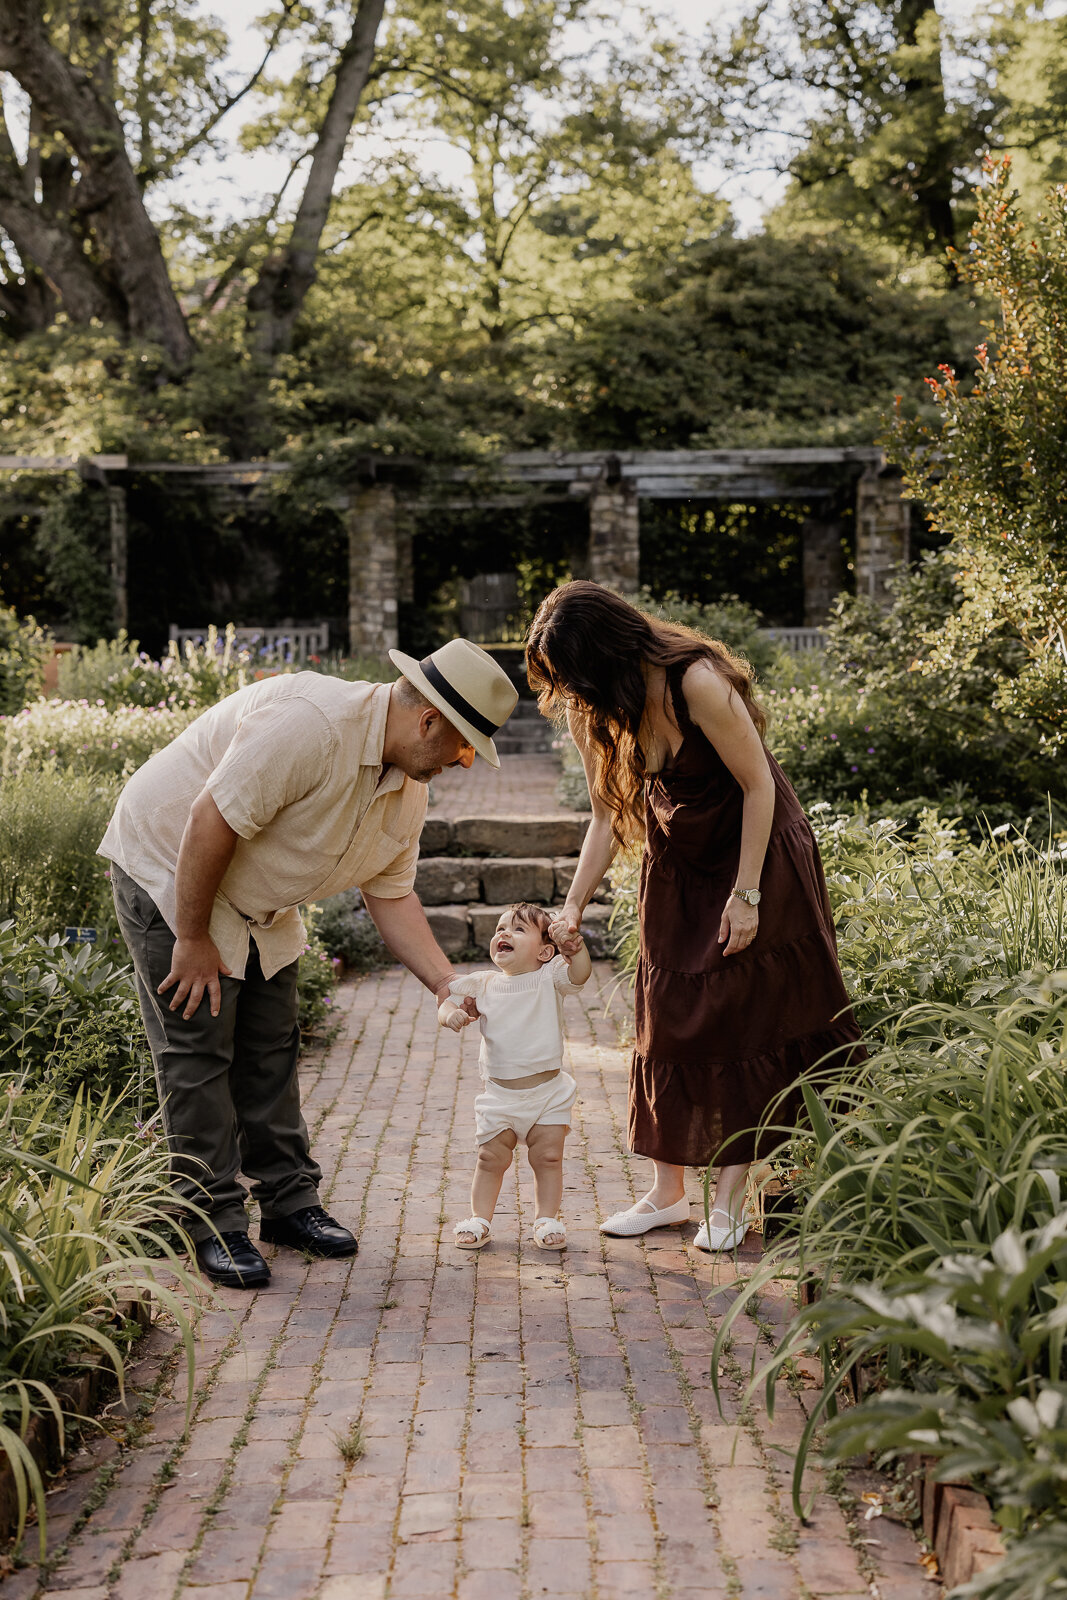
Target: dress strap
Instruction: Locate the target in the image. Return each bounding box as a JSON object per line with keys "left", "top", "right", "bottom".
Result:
{"left": 664, "top": 660, "right": 695, "bottom": 732}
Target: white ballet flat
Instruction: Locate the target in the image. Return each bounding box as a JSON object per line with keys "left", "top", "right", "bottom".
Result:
{"left": 599, "top": 1197, "right": 690, "bottom": 1236}
{"left": 692, "top": 1209, "right": 749, "bottom": 1253}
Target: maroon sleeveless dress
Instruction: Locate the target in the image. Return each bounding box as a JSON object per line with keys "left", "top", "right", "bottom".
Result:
{"left": 630, "top": 666, "right": 863, "bottom": 1167}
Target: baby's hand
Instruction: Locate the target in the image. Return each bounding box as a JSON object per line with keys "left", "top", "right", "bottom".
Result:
{"left": 438, "top": 997, "right": 473, "bottom": 1032}
{"left": 549, "top": 911, "right": 583, "bottom": 956}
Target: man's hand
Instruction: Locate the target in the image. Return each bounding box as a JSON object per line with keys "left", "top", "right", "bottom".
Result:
{"left": 438, "top": 997, "right": 474, "bottom": 1032}
{"left": 158, "top": 935, "right": 233, "bottom": 1020}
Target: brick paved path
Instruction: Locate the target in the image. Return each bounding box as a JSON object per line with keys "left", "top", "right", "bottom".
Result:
{"left": 429, "top": 753, "right": 565, "bottom": 818}
{"left": 8, "top": 963, "right": 931, "bottom": 1600}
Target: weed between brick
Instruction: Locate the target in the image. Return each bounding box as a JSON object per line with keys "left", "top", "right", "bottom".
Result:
{"left": 333, "top": 1419, "right": 366, "bottom": 1467}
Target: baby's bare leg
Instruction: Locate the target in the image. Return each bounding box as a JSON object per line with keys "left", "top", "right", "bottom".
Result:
{"left": 526, "top": 1123, "right": 567, "bottom": 1242}
{"left": 459, "top": 1130, "right": 518, "bottom": 1244}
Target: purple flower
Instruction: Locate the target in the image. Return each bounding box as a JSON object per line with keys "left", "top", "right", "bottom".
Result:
{"left": 850, "top": 765, "right": 859, "bottom": 772}
{"left": 867, "top": 747, "right": 875, "bottom": 754}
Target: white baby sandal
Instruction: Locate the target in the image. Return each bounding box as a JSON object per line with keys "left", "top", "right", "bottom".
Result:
{"left": 453, "top": 1216, "right": 492, "bottom": 1250}
{"left": 532, "top": 1216, "right": 567, "bottom": 1250}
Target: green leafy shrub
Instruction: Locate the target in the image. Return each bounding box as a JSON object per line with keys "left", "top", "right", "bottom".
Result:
{"left": 296, "top": 916, "right": 341, "bottom": 1037}
{"left": 633, "top": 587, "right": 784, "bottom": 679}
{"left": 0, "top": 919, "right": 149, "bottom": 1107}
{"left": 0, "top": 1081, "right": 198, "bottom": 1556}
{"left": 313, "top": 889, "right": 389, "bottom": 973}
{"left": 0, "top": 767, "right": 119, "bottom": 935}
{"left": 0, "top": 604, "right": 49, "bottom": 715}
{"left": 761, "top": 555, "right": 1063, "bottom": 823}
{"left": 890, "top": 157, "right": 1067, "bottom": 761}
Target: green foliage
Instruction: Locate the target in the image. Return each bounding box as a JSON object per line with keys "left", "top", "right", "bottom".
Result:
{"left": 0, "top": 1081, "right": 198, "bottom": 1557}
{"left": 0, "top": 918, "right": 149, "bottom": 1106}
{"left": 1, "top": 697, "right": 199, "bottom": 778}
{"left": 0, "top": 766, "right": 119, "bottom": 935}
{"left": 761, "top": 558, "right": 1064, "bottom": 823}
{"left": 54, "top": 626, "right": 258, "bottom": 711}
{"left": 0, "top": 603, "right": 48, "bottom": 714}
{"left": 36, "top": 488, "right": 116, "bottom": 647}
{"left": 890, "top": 159, "right": 1067, "bottom": 761}
{"left": 633, "top": 587, "right": 783, "bottom": 678}
{"left": 296, "top": 912, "right": 341, "bottom": 1038}
{"left": 703, "top": 0, "right": 987, "bottom": 261}
{"left": 736, "top": 987, "right": 1067, "bottom": 1557}
{"left": 813, "top": 810, "right": 1067, "bottom": 1028}
{"left": 546, "top": 230, "right": 960, "bottom": 448}
{"left": 313, "top": 890, "right": 389, "bottom": 974}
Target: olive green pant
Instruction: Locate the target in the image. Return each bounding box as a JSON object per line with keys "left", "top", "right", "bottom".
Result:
{"left": 111, "top": 864, "right": 322, "bottom": 1242}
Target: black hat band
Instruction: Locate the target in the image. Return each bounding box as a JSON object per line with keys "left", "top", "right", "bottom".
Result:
{"left": 420, "top": 656, "right": 499, "bottom": 739}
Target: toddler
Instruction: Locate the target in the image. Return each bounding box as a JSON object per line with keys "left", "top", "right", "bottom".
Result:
{"left": 438, "top": 901, "right": 591, "bottom": 1250}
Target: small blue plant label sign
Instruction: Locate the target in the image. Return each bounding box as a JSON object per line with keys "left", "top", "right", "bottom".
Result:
{"left": 64, "top": 926, "right": 98, "bottom": 944}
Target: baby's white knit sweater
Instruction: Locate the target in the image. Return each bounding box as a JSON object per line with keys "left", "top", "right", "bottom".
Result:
{"left": 448, "top": 954, "right": 587, "bottom": 1080}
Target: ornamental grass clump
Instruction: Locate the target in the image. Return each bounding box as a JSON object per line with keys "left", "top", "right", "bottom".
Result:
{"left": 0, "top": 767, "right": 119, "bottom": 935}
{"left": 712, "top": 986, "right": 1067, "bottom": 1600}
{"left": 0, "top": 1081, "right": 199, "bottom": 1557}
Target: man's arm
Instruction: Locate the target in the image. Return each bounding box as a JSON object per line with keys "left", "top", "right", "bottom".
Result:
{"left": 158, "top": 790, "right": 239, "bottom": 1020}
{"left": 362, "top": 889, "right": 463, "bottom": 1005}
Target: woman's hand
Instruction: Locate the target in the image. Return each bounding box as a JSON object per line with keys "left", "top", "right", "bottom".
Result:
{"left": 549, "top": 904, "right": 584, "bottom": 956}
{"left": 718, "top": 895, "right": 758, "bottom": 957}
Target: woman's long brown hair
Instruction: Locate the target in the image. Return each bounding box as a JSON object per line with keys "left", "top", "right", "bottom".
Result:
{"left": 525, "top": 581, "right": 766, "bottom": 849}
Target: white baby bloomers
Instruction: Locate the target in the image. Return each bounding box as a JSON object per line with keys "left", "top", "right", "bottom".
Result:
{"left": 449, "top": 954, "right": 586, "bottom": 1145}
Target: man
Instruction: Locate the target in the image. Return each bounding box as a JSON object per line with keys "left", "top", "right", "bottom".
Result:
{"left": 101, "top": 637, "right": 517, "bottom": 1289}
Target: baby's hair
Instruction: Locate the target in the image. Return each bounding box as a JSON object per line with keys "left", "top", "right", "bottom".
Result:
{"left": 509, "top": 902, "right": 559, "bottom": 952}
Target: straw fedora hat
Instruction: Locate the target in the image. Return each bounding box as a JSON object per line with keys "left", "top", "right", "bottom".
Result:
{"left": 389, "top": 639, "right": 518, "bottom": 768}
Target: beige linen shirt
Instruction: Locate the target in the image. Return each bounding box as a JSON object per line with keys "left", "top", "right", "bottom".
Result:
{"left": 99, "top": 673, "right": 427, "bottom": 980}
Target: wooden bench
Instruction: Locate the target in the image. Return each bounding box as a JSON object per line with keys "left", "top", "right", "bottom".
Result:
{"left": 168, "top": 622, "right": 330, "bottom": 662}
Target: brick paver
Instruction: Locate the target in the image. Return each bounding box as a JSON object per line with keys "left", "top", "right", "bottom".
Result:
{"left": 6, "top": 958, "right": 932, "bottom": 1600}
{"left": 429, "top": 753, "right": 566, "bottom": 819}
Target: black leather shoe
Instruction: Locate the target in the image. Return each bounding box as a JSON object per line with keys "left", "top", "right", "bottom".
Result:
{"left": 195, "top": 1231, "right": 271, "bottom": 1289}
{"left": 260, "top": 1205, "right": 358, "bottom": 1258}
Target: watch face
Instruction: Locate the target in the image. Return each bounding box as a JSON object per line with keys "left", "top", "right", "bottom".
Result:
{"left": 750, "top": 890, "right": 761, "bottom": 905}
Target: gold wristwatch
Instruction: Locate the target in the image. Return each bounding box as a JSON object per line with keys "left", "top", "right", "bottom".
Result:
{"left": 731, "top": 887, "right": 762, "bottom": 906}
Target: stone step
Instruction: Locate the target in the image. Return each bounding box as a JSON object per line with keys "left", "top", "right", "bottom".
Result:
{"left": 420, "top": 814, "right": 590, "bottom": 858}
{"left": 426, "top": 901, "right": 615, "bottom": 959}
{"left": 416, "top": 855, "right": 611, "bottom": 908}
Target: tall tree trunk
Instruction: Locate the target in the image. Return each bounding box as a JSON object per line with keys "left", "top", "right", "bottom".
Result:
{"left": 0, "top": 92, "right": 119, "bottom": 325}
{"left": 898, "top": 0, "right": 956, "bottom": 255}
{"left": 246, "top": 0, "right": 387, "bottom": 364}
{"left": 0, "top": 0, "right": 194, "bottom": 366}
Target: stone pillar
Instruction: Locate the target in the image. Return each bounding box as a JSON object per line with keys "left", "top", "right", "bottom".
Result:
{"left": 855, "top": 467, "right": 910, "bottom": 607}
{"left": 346, "top": 482, "right": 398, "bottom": 658}
{"left": 588, "top": 476, "right": 640, "bottom": 591}
{"left": 801, "top": 515, "right": 846, "bottom": 625}
{"left": 106, "top": 483, "right": 128, "bottom": 634}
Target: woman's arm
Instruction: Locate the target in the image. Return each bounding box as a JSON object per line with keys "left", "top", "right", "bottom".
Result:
{"left": 682, "top": 660, "right": 776, "bottom": 957}
{"left": 549, "top": 709, "right": 619, "bottom": 949}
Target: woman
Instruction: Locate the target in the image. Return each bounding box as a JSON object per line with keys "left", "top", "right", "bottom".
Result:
{"left": 526, "top": 581, "right": 862, "bottom": 1250}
